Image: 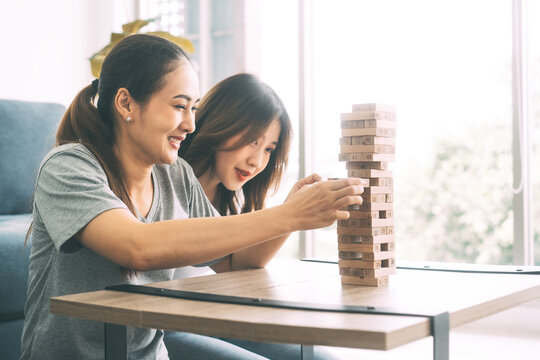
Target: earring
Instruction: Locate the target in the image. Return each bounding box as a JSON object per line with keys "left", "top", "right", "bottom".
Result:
{"left": 126, "top": 116, "right": 132, "bottom": 122}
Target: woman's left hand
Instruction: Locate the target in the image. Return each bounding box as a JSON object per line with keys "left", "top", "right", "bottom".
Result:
{"left": 285, "top": 173, "right": 323, "bottom": 202}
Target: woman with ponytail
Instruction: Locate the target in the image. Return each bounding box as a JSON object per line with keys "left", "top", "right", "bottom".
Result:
{"left": 20, "top": 34, "right": 364, "bottom": 360}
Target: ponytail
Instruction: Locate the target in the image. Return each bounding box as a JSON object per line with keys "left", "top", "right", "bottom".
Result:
{"left": 56, "top": 84, "right": 136, "bottom": 216}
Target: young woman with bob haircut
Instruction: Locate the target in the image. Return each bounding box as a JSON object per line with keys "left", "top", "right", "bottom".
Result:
{"left": 173, "top": 73, "right": 339, "bottom": 359}
{"left": 20, "top": 34, "right": 364, "bottom": 360}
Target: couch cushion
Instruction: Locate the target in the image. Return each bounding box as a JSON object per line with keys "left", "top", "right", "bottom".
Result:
{"left": 0, "top": 99, "right": 65, "bottom": 215}
{"left": 0, "top": 214, "right": 32, "bottom": 321}
{"left": 0, "top": 319, "right": 25, "bottom": 360}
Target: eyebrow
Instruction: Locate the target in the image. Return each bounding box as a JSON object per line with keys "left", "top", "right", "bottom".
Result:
{"left": 259, "top": 133, "right": 279, "bottom": 146}
{"left": 173, "top": 94, "right": 200, "bottom": 103}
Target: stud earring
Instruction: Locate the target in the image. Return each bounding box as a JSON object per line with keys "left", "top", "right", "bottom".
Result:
{"left": 126, "top": 116, "right": 132, "bottom": 122}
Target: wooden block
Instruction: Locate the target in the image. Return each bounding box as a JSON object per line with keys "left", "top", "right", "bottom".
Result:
{"left": 381, "top": 242, "right": 395, "bottom": 251}
{"left": 340, "top": 111, "right": 397, "bottom": 121}
{"left": 340, "top": 145, "right": 395, "bottom": 154}
{"left": 370, "top": 177, "right": 393, "bottom": 186}
{"left": 345, "top": 202, "right": 393, "bottom": 211}
{"left": 338, "top": 242, "right": 395, "bottom": 252}
{"left": 361, "top": 251, "right": 395, "bottom": 261}
{"left": 346, "top": 162, "right": 388, "bottom": 170}
{"left": 382, "top": 258, "right": 395, "bottom": 267}
{"left": 328, "top": 177, "right": 370, "bottom": 187}
{"left": 351, "top": 103, "right": 396, "bottom": 112}
{"left": 339, "top": 153, "right": 395, "bottom": 162}
{"left": 339, "top": 137, "right": 352, "bottom": 145}
{"left": 342, "top": 128, "right": 396, "bottom": 137}
{"left": 338, "top": 251, "right": 362, "bottom": 260}
{"left": 379, "top": 210, "right": 393, "bottom": 219}
{"left": 338, "top": 234, "right": 395, "bottom": 245}
{"left": 347, "top": 210, "right": 379, "bottom": 219}
{"left": 338, "top": 243, "right": 382, "bottom": 252}
{"left": 341, "top": 119, "right": 396, "bottom": 130}
{"left": 337, "top": 226, "right": 387, "bottom": 236}
{"left": 339, "top": 266, "right": 396, "bottom": 278}
{"left": 362, "top": 186, "right": 393, "bottom": 195}
{"left": 341, "top": 275, "right": 389, "bottom": 287}
{"left": 386, "top": 193, "right": 394, "bottom": 202}
{"left": 362, "top": 194, "right": 391, "bottom": 203}
{"left": 348, "top": 169, "right": 393, "bottom": 178}
{"left": 339, "top": 258, "right": 395, "bottom": 269}
{"left": 386, "top": 226, "right": 394, "bottom": 235}
{"left": 338, "top": 218, "right": 394, "bottom": 228}
{"left": 349, "top": 136, "right": 395, "bottom": 146}
{"left": 339, "top": 259, "right": 382, "bottom": 269}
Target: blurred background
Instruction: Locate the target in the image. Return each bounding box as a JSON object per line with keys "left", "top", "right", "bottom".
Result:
{"left": 1, "top": 0, "right": 539, "bottom": 267}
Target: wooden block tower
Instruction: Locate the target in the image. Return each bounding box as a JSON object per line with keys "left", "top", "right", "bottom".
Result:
{"left": 337, "top": 103, "right": 396, "bottom": 286}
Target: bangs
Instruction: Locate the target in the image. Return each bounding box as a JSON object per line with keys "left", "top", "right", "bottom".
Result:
{"left": 219, "top": 111, "right": 281, "bottom": 151}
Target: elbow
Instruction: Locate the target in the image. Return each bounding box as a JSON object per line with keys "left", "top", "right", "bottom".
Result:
{"left": 230, "top": 255, "right": 268, "bottom": 271}
{"left": 127, "top": 254, "right": 154, "bottom": 272}
{"left": 122, "top": 227, "right": 155, "bottom": 272}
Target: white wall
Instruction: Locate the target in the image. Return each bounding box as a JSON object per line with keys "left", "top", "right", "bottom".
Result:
{"left": 0, "top": 0, "right": 132, "bottom": 106}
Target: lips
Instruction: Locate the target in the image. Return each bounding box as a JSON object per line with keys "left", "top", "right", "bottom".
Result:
{"left": 235, "top": 168, "right": 252, "bottom": 182}
{"left": 167, "top": 136, "right": 184, "bottom": 144}
{"left": 167, "top": 136, "right": 185, "bottom": 150}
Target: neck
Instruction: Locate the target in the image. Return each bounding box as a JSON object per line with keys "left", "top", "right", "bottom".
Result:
{"left": 113, "top": 140, "right": 153, "bottom": 196}
{"left": 198, "top": 170, "right": 220, "bottom": 209}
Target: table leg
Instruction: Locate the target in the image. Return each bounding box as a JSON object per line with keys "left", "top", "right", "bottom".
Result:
{"left": 432, "top": 312, "right": 449, "bottom": 360}
{"left": 105, "top": 323, "right": 127, "bottom": 360}
{"left": 301, "top": 344, "right": 314, "bottom": 360}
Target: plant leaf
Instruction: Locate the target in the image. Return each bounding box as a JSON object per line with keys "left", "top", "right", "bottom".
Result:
{"left": 122, "top": 19, "right": 151, "bottom": 34}
{"left": 148, "top": 31, "right": 195, "bottom": 53}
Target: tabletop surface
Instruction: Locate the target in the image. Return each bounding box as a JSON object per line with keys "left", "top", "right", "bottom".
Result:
{"left": 50, "top": 259, "right": 540, "bottom": 350}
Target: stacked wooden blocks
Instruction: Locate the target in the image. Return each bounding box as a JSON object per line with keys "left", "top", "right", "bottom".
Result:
{"left": 337, "top": 103, "right": 396, "bottom": 286}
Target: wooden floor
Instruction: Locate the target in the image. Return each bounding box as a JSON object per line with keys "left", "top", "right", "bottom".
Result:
{"left": 323, "top": 298, "right": 540, "bottom": 359}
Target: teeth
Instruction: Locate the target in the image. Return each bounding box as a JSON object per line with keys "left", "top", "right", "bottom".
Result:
{"left": 168, "top": 136, "right": 180, "bottom": 144}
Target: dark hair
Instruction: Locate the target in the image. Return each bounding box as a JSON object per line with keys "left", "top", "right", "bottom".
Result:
{"left": 57, "top": 34, "right": 190, "bottom": 215}
{"left": 179, "top": 73, "right": 292, "bottom": 215}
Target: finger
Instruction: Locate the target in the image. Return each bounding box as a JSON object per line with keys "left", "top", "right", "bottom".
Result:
{"left": 334, "top": 185, "right": 365, "bottom": 199}
{"left": 325, "top": 177, "right": 366, "bottom": 191}
{"left": 335, "top": 210, "right": 350, "bottom": 221}
{"left": 310, "top": 173, "right": 323, "bottom": 183}
{"left": 297, "top": 173, "right": 322, "bottom": 187}
{"left": 334, "top": 195, "right": 363, "bottom": 210}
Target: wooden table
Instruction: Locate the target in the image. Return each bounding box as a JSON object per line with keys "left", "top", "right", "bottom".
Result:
{"left": 49, "top": 259, "right": 540, "bottom": 360}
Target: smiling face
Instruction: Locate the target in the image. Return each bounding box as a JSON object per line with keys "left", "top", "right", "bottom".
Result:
{"left": 213, "top": 118, "right": 281, "bottom": 191}
{"left": 123, "top": 60, "right": 200, "bottom": 165}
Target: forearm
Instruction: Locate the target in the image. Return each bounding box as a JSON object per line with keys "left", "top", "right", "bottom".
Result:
{"left": 79, "top": 178, "right": 364, "bottom": 271}
{"left": 229, "top": 233, "right": 291, "bottom": 270}
{"left": 80, "top": 205, "right": 294, "bottom": 271}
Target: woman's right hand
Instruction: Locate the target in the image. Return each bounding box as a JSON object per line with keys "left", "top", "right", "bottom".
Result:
{"left": 282, "top": 177, "right": 365, "bottom": 231}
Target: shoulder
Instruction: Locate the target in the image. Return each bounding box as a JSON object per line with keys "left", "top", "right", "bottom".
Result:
{"left": 38, "top": 143, "right": 106, "bottom": 182}
{"left": 41, "top": 143, "right": 99, "bottom": 167}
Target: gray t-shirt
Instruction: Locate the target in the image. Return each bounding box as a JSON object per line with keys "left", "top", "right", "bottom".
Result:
{"left": 20, "top": 143, "right": 219, "bottom": 360}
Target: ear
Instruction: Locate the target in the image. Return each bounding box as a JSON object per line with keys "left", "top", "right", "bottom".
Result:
{"left": 114, "top": 88, "right": 134, "bottom": 121}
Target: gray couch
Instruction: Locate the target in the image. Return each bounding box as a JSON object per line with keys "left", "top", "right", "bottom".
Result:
{"left": 0, "top": 99, "right": 65, "bottom": 360}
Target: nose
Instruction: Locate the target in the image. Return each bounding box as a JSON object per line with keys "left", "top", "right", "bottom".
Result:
{"left": 180, "top": 110, "right": 196, "bottom": 134}
{"left": 247, "top": 147, "right": 265, "bottom": 170}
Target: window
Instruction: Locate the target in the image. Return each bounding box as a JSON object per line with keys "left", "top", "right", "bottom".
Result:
{"left": 529, "top": 0, "right": 540, "bottom": 264}
{"left": 316, "top": 0, "right": 513, "bottom": 264}
{"left": 258, "top": 0, "right": 538, "bottom": 265}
